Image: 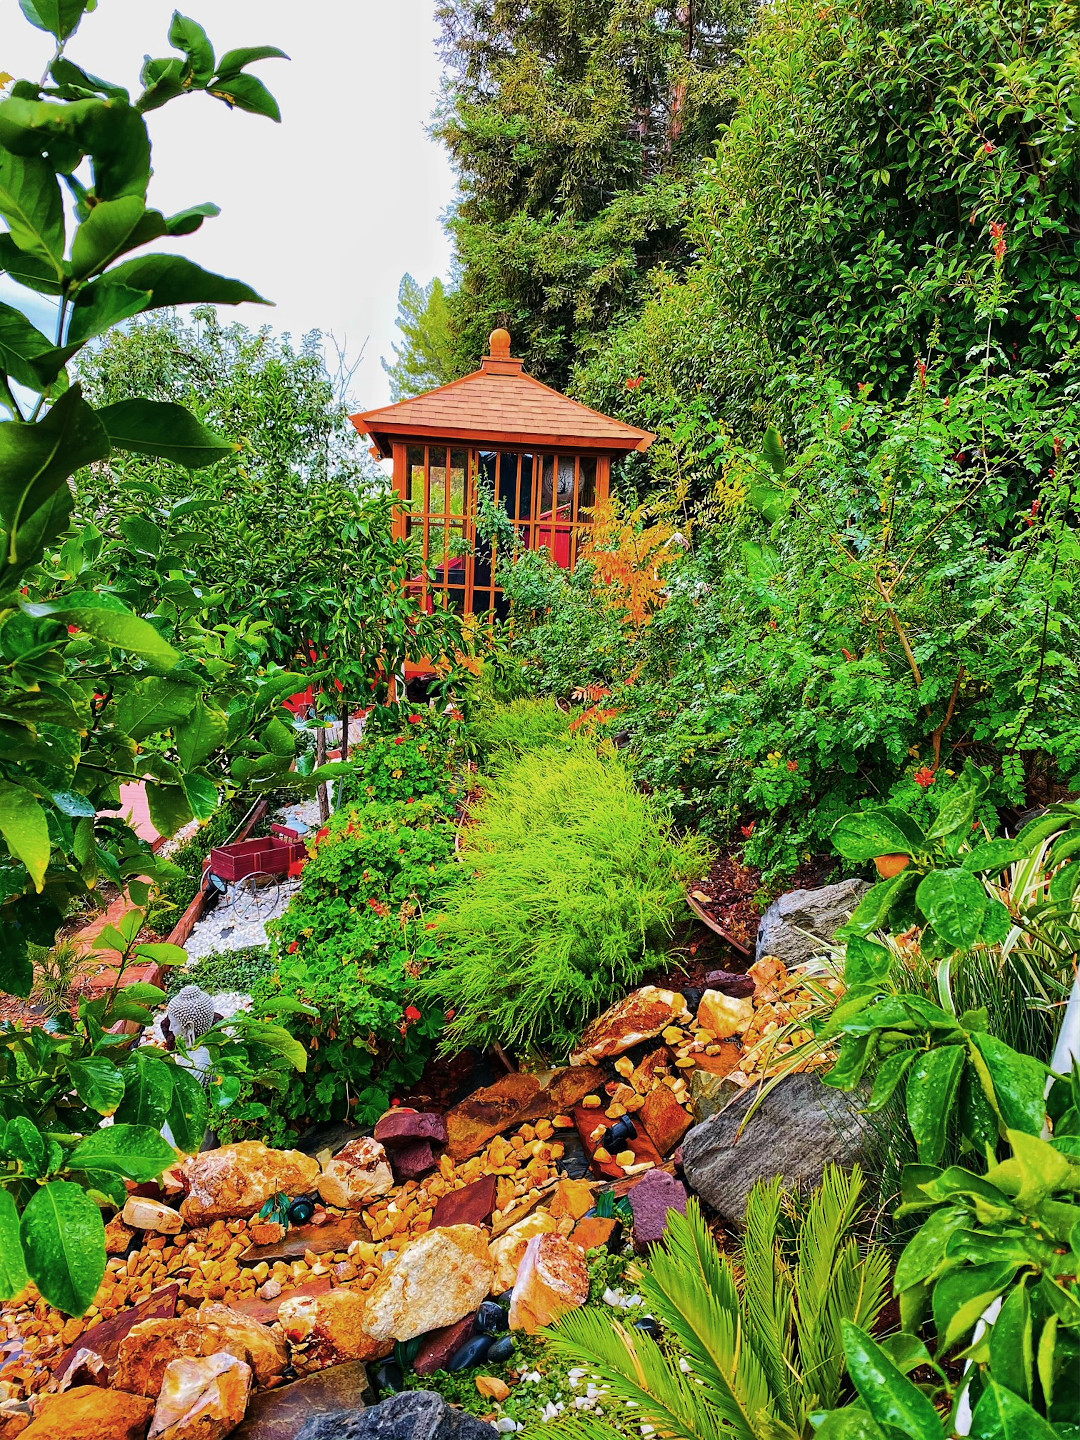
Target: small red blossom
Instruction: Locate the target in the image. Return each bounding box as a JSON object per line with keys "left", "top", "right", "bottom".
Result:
{"left": 740, "top": 821, "right": 756, "bottom": 838}
{"left": 287, "top": 941, "right": 300, "bottom": 954}
{"left": 1053, "top": 436, "right": 1063, "bottom": 459}
{"left": 913, "top": 766, "right": 936, "bottom": 788}
{"left": 315, "top": 826, "right": 330, "bottom": 844}
{"left": 449, "top": 708, "right": 464, "bottom": 721}
{"left": 367, "top": 897, "right": 390, "bottom": 917}
{"left": 983, "top": 140, "right": 996, "bottom": 155}
{"left": 405, "top": 1005, "right": 422, "bottom": 1022}
{"left": 787, "top": 760, "right": 799, "bottom": 772}
{"left": 625, "top": 376, "right": 643, "bottom": 390}
{"left": 67, "top": 624, "right": 80, "bottom": 634}
{"left": 445, "top": 1008, "right": 456, "bottom": 1022}
{"left": 394, "top": 736, "right": 407, "bottom": 745}
{"left": 990, "top": 220, "right": 1007, "bottom": 263}
{"left": 842, "top": 647, "right": 856, "bottom": 662}
{"left": 406, "top": 796, "right": 415, "bottom": 804}
{"left": 916, "top": 360, "right": 927, "bottom": 386}
{"left": 408, "top": 714, "right": 424, "bottom": 725}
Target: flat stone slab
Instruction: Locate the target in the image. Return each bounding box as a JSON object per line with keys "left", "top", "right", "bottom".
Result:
{"left": 54, "top": 1284, "right": 179, "bottom": 1384}
{"left": 446, "top": 1068, "right": 598, "bottom": 1160}
{"left": 229, "top": 1276, "right": 333, "bottom": 1324}
{"left": 231, "top": 1361, "right": 370, "bottom": 1440}
{"left": 240, "top": 1217, "right": 370, "bottom": 1265}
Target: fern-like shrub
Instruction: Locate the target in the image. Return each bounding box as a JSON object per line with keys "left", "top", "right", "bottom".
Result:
{"left": 470, "top": 694, "right": 574, "bottom": 775}
{"left": 545, "top": 1167, "right": 890, "bottom": 1440}
{"left": 423, "top": 742, "right": 706, "bottom": 1057}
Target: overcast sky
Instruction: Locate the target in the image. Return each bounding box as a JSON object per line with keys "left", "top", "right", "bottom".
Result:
{"left": 2, "top": 0, "right": 457, "bottom": 410}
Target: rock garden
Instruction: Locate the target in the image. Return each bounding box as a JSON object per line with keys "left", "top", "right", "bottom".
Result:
{"left": 0, "top": 2, "right": 1077, "bottom": 1440}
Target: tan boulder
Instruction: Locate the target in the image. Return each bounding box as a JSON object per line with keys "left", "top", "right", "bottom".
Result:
{"left": 20, "top": 1387, "right": 153, "bottom": 1440}
{"left": 115, "top": 1304, "right": 286, "bottom": 1398}
{"left": 178, "top": 1144, "right": 319, "bottom": 1225}
{"left": 122, "top": 1198, "right": 184, "bottom": 1234}
{"left": 316, "top": 1138, "right": 393, "bottom": 1210}
{"left": 148, "top": 1354, "right": 251, "bottom": 1440}
{"left": 277, "top": 1290, "right": 393, "bottom": 1370}
{"left": 508, "top": 1233, "right": 589, "bottom": 1335}
{"left": 363, "top": 1225, "right": 493, "bottom": 1342}
{"left": 697, "top": 990, "right": 754, "bottom": 1040}
{"left": 570, "top": 988, "right": 689, "bottom": 1064}
{"left": 104, "top": 1215, "right": 135, "bottom": 1254}
{"left": 489, "top": 1210, "right": 558, "bottom": 1293}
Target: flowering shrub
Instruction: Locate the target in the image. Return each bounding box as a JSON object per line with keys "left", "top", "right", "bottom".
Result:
{"left": 244, "top": 797, "right": 462, "bottom": 1136}
{"left": 339, "top": 709, "right": 466, "bottom": 812}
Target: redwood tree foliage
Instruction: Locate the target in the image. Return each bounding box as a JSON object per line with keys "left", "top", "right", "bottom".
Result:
{"left": 435, "top": 0, "right": 758, "bottom": 386}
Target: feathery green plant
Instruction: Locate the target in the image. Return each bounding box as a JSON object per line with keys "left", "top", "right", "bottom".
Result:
{"left": 470, "top": 694, "right": 575, "bottom": 775}
{"left": 424, "top": 741, "right": 706, "bottom": 1057}
{"left": 544, "top": 1168, "right": 890, "bottom": 1440}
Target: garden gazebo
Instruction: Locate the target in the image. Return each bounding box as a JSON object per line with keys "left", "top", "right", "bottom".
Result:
{"left": 351, "top": 329, "right": 654, "bottom": 620}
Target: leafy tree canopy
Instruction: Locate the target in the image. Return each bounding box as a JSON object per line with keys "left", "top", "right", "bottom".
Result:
{"left": 382, "top": 273, "right": 459, "bottom": 399}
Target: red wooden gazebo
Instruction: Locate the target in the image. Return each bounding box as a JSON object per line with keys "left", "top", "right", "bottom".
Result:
{"left": 351, "top": 329, "right": 654, "bottom": 621}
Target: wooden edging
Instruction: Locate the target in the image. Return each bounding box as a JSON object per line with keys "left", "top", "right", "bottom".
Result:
{"left": 685, "top": 889, "right": 751, "bottom": 957}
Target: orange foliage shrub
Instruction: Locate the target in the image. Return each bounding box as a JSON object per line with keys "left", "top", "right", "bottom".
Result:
{"left": 579, "top": 498, "right": 682, "bottom": 633}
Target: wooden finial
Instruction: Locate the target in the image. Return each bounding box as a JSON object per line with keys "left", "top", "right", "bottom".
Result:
{"left": 488, "top": 327, "right": 512, "bottom": 359}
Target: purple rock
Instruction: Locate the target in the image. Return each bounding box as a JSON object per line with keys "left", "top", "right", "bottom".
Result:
{"left": 628, "top": 1169, "right": 689, "bottom": 1253}
{"left": 374, "top": 1110, "right": 449, "bottom": 1148}
{"left": 703, "top": 970, "right": 755, "bottom": 998}
{"left": 413, "top": 1314, "right": 476, "bottom": 1376}
{"left": 389, "top": 1138, "right": 438, "bottom": 1181}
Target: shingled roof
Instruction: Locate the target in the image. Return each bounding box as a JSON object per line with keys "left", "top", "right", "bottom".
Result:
{"left": 352, "top": 329, "right": 654, "bottom": 458}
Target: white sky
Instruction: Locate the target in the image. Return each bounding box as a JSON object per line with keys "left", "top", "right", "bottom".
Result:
{"left": 1, "top": 0, "right": 457, "bottom": 410}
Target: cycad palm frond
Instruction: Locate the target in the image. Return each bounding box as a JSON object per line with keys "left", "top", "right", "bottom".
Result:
{"left": 791, "top": 1165, "right": 890, "bottom": 1417}
{"left": 544, "top": 1304, "right": 739, "bottom": 1440}
{"left": 739, "top": 1177, "right": 797, "bottom": 1428}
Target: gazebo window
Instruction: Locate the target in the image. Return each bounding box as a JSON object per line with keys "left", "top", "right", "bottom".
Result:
{"left": 352, "top": 329, "right": 652, "bottom": 660}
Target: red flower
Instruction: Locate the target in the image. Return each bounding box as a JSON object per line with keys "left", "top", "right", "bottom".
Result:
{"left": 406, "top": 796, "right": 415, "bottom": 804}
{"left": 983, "top": 140, "right": 996, "bottom": 155}
{"left": 449, "top": 708, "right": 464, "bottom": 721}
{"left": 287, "top": 941, "right": 300, "bottom": 954}
{"left": 315, "top": 827, "right": 330, "bottom": 843}
{"left": 916, "top": 360, "right": 927, "bottom": 386}
{"left": 914, "top": 766, "right": 936, "bottom": 787}
{"left": 368, "top": 898, "right": 390, "bottom": 917}
{"left": 990, "top": 221, "right": 1007, "bottom": 263}
{"left": 394, "top": 736, "right": 407, "bottom": 745}
{"left": 625, "top": 376, "right": 643, "bottom": 390}
{"left": 842, "top": 648, "right": 856, "bottom": 662}
{"left": 408, "top": 714, "right": 424, "bottom": 725}
{"left": 787, "top": 760, "right": 799, "bottom": 772}
{"left": 740, "top": 821, "right": 756, "bottom": 838}
{"left": 445, "top": 1008, "right": 456, "bottom": 1021}
{"left": 67, "top": 624, "right": 80, "bottom": 634}
{"left": 405, "top": 1005, "right": 422, "bottom": 1022}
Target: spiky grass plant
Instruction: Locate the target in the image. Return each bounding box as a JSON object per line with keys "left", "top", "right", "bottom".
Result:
{"left": 544, "top": 1166, "right": 890, "bottom": 1440}
{"left": 29, "top": 937, "right": 87, "bottom": 1017}
{"left": 423, "top": 741, "right": 707, "bottom": 1057}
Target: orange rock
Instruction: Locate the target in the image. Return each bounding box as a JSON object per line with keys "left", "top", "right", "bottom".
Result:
{"left": 316, "top": 1138, "right": 394, "bottom": 1211}
{"left": 488, "top": 1210, "right": 559, "bottom": 1292}
{"left": 692, "top": 1041, "right": 742, "bottom": 1077}
{"left": 696, "top": 990, "right": 754, "bottom": 1040}
{"left": 640, "top": 1083, "right": 692, "bottom": 1157}
{"left": 445, "top": 1070, "right": 598, "bottom": 1161}
{"left": 570, "top": 1216, "right": 618, "bottom": 1252}
{"left": 114, "top": 1304, "right": 286, "bottom": 1398}
{"left": 20, "top": 1386, "right": 153, "bottom": 1440}
{"left": 178, "top": 1144, "right": 319, "bottom": 1226}
{"left": 277, "top": 1291, "right": 392, "bottom": 1370}
{"left": 570, "top": 988, "right": 689, "bottom": 1064}
{"left": 508, "top": 1234, "right": 589, "bottom": 1335}
{"left": 548, "top": 1179, "right": 594, "bottom": 1222}
{"left": 147, "top": 1353, "right": 251, "bottom": 1440}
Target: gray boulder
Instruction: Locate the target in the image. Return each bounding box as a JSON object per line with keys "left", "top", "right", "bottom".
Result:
{"left": 296, "top": 1393, "right": 494, "bottom": 1440}
{"left": 681, "top": 1070, "right": 871, "bottom": 1224}
{"left": 755, "top": 878, "right": 869, "bottom": 967}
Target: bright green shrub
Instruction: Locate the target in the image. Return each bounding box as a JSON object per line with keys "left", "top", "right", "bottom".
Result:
{"left": 423, "top": 743, "right": 707, "bottom": 1057}
{"left": 470, "top": 694, "right": 574, "bottom": 774}
{"left": 339, "top": 710, "right": 466, "bottom": 813}
{"left": 254, "top": 798, "right": 462, "bottom": 1133}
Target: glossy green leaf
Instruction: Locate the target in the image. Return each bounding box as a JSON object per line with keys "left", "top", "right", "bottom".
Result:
{"left": 68, "top": 1122, "right": 176, "bottom": 1181}
{"left": 175, "top": 703, "right": 228, "bottom": 769}
{"left": 97, "top": 399, "right": 238, "bottom": 469}
{"left": 18, "top": 0, "right": 91, "bottom": 41}
{"left": 182, "top": 771, "right": 219, "bottom": 821}
{"left": 969, "top": 1380, "right": 1059, "bottom": 1439}
{"left": 0, "top": 149, "right": 65, "bottom": 272}
{"left": 70, "top": 196, "right": 165, "bottom": 279}
{"left": 133, "top": 941, "right": 188, "bottom": 966}
{"left": 962, "top": 839, "right": 1027, "bottom": 874}
{"left": 146, "top": 783, "right": 194, "bottom": 837}
{"left": 915, "top": 868, "right": 987, "bottom": 949}
{"left": 20, "top": 1180, "right": 106, "bottom": 1315}
{"left": 166, "top": 1064, "right": 209, "bottom": 1153}
{"left": 988, "top": 1282, "right": 1033, "bottom": 1402}
{"left": 970, "top": 1033, "right": 1047, "bottom": 1137}
{"left": 833, "top": 809, "right": 920, "bottom": 863}
{"left": 0, "top": 386, "right": 109, "bottom": 557}
{"left": 841, "top": 1321, "right": 943, "bottom": 1439}
{"left": 865, "top": 1048, "right": 916, "bottom": 1112}
{"left": 66, "top": 278, "right": 153, "bottom": 346}
{"left": 839, "top": 869, "right": 920, "bottom": 937}
{"left": 215, "top": 45, "right": 289, "bottom": 74}
{"left": 68, "top": 1057, "right": 125, "bottom": 1116}
{"left": 103, "top": 253, "right": 269, "bottom": 309}
{"left": 0, "top": 1191, "right": 29, "bottom": 1300}
{"left": 24, "top": 591, "right": 179, "bottom": 666}
{"left": 0, "top": 781, "right": 49, "bottom": 891}
{"left": 0, "top": 301, "right": 62, "bottom": 390}
{"left": 208, "top": 73, "right": 281, "bottom": 122}
{"left": 907, "top": 1045, "right": 966, "bottom": 1165}
{"left": 115, "top": 677, "right": 197, "bottom": 740}
{"left": 985, "top": 1129, "right": 1076, "bottom": 1208}
{"left": 115, "top": 1053, "right": 175, "bottom": 1129}
{"left": 813, "top": 1409, "right": 889, "bottom": 1439}
{"left": 4, "top": 1114, "right": 47, "bottom": 1177}
{"left": 168, "top": 12, "right": 215, "bottom": 82}
{"left": 932, "top": 1262, "right": 1018, "bottom": 1352}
